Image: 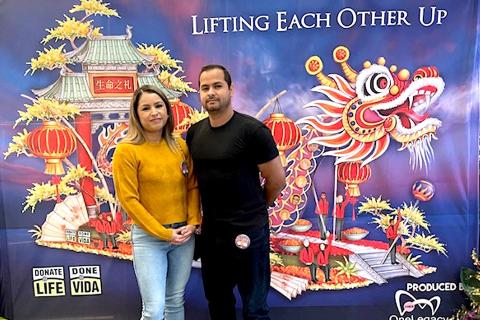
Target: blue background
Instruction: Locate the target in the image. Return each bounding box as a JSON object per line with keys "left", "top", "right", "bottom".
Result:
{"left": 1, "top": 1, "right": 479, "bottom": 319}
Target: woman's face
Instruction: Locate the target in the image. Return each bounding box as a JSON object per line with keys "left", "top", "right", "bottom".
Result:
{"left": 136, "top": 92, "right": 168, "bottom": 135}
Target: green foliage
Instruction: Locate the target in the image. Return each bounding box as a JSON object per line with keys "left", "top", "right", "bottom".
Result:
{"left": 400, "top": 202, "right": 430, "bottom": 232}
{"left": 334, "top": 257, "right": 358, "bottom": 280}
{"left": 41, "top": 16, "right": 102, "bottom": 45}
{"left": 406, "top": 233, "right": 447, "bottom": 256}
{"left": 23, "top": 182, "right": 76, "bottom": 212}
{"left": 406, "top": 253, "right": 422, "bottom": 266}
{"left": 358, "top": 196, "right": 394, "bottom": 216}
{"left": 26, "top": 45, "right": 69, "bottom": 75}
{"left": 159, "top": 70, "right": 196, "bottom": 94}
{"left": 69, "top": 0, "right": 119, "bottom": 17}
{"left": 28, "top": 225, "right": 42, "bottom": 240}
{"left": 14, "top": 98, "right": 80, "bottom": 127}
{"left": 137, "top": 43, "right": 182, "bottom": 70}
{"left": 270, "top": 252, "right": 284, "bottom": 266}
{"left": 23, "top": 165, "right": 105, "bottom": 212}
{"left": 360, "top": 195, "right": 448, "bottom": 263}
{"left": 3, "top": 129, "right": 30, "bottom": 159}
{"left": 450, "top": 250, "right": 480, "bottom": 319}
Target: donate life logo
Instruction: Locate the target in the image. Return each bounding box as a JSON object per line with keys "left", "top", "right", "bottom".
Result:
{"left": 395, "top": 290, "right": 441, "bottom": 316}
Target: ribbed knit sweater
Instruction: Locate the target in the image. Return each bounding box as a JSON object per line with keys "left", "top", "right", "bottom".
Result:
{"left": 113, "top": 139, "right": 201, "bottom": 240}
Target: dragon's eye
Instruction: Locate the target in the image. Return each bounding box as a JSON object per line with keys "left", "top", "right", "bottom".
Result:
{"left": 414, "top": 75, "right": 422, "bottom": 80}
{"left": 356, "top": 65, "right": 394, "bottom": 101}
{"left": 379, "top": 78, "right": 388, "bottom": 89}
{"left": 364, "top": 73, "right": 391, "bottom": 96}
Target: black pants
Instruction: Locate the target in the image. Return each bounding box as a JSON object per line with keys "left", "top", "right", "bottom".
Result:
{"left": 317, "top": 215, "right": 327, "bottom": 240}
{"left": 335, "top": 218, "right": 344, "bottom": 240}
{"left": 389, "top": 239, "right": 397, "bottom": 264}
{"left": 320, "top": 265, "right": 330, "bottom": 282}
{"left": 100, "top": 233, "right": 117, "bottom": 249}
{"left": 308, "top": 264, "right": 317, "bottom": 282}
{"left": 199, "top": 224, "right": 271, "bottom": 320}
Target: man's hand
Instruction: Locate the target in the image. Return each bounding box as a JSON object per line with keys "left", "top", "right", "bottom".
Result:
{"left": 258, "top": 156, "right": 286, "bottom": 206}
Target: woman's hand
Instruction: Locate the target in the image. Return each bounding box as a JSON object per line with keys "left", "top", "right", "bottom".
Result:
{"left": 170, "top": 225, "right": 196, "bottom": 245}
{"left": 179, "top": 224, "right": 197, "bottom": 237}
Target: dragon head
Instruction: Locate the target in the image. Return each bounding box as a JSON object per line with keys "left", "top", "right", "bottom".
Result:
{"left": 300, "top": 46, "right": 444, "bottom": 170}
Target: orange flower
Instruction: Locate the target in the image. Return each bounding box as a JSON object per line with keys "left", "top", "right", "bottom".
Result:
{"left": 343, "top": 227, "right": 368, "bottom": 234}
{"left": 280, "top": 239, "right": 302, "bottom": 246}
{"left": 296, "top": 219, "right": 312, "bottom": 226}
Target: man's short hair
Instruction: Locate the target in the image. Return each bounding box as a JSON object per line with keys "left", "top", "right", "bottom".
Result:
{"left": 199, "top": 64, "right": 232, "bottom": 88}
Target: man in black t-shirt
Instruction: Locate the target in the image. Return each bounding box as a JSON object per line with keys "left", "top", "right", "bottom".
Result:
{"left": 187, "top": 65, "right": 285, "bottom": 320}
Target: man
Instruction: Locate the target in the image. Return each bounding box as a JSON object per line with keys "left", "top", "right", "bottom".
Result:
{"left": 317, "top": 232, "right": 333, "bottom": 282}
{"left": 315, "top": 191, "right": 329, "bottom": 240}
{"left": 299, "top": 239, "right": 318, "bottom": 283}
{"left": 386, "top": 209, "right": 402, "bottom": 264}
{"left": 187, "top": 65, "right": 286, "bottom": 320}
{"left": 93, "top": 213, "right": 119, "bottom": 250}
{"left": 334, "top": 192, "right": 354, "bottom": 241}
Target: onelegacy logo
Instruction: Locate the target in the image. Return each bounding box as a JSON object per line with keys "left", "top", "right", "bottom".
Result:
{"left": 395, "top": 290, "right": 440, "bottom": 316}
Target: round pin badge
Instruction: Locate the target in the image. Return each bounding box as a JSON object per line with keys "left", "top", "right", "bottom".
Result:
{"left": 181, "top": 161, "right": 189, "bottom": 176}
{"left": 235, "top": 234, "right": 250, "bottom": 249}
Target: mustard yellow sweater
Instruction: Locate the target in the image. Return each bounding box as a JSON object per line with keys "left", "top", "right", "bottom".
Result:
{"left": 112, "top": 139, "right": 201, "bottom": 240}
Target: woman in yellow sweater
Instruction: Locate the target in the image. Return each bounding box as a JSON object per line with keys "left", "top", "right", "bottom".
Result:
{"left": 113, "top": 85, "right": 201, "bottom": 320}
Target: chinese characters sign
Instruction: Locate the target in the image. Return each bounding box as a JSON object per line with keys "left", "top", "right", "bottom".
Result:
{"left": 89, "top": 74, "right": 137, "bottom": 97}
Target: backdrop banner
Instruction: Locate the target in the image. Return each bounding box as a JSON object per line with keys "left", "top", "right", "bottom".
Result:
{"left": 0, "top": 1, "right": 479, "bottom": 319}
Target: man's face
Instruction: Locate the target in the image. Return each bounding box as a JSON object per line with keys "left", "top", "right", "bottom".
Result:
{"left": 336, "top": 195, "right": 343, "bottom": 203}
{"left": 199, "top": 68, "right": 233, "bottom": 113}
{"left": 292, "top": 195, "right": 300, "bottom": 204}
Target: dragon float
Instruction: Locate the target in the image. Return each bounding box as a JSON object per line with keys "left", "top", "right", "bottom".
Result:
{"left": 268, "top": 46, "right": 445, "bottom": 232}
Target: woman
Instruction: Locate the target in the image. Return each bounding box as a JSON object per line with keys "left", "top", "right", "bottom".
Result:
{"left": 113, "top": 85, "right": 201, "bottom": 320}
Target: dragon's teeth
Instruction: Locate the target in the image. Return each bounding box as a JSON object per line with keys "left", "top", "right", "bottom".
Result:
{"left": 408, "top": 95, "right": 414, "bottom": 108}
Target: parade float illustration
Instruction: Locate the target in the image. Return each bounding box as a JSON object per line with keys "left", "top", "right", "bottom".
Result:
{"left": 3, "top": 0, "right": 448, "bottom": 300}
{"left": 265, "top": 47, "right": 447, "bottom": 298}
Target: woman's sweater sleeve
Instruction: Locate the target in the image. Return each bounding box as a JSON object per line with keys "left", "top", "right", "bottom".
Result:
{"left": 180, "top": 139, "right": 201, "bottom": 226}
{"left": 112, "top": 144, "right": 173, "bottom": 240}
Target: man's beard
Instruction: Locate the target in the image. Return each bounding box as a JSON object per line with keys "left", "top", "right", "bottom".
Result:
{"left": 203, "top": 98, "right": 230, "bottom": 113}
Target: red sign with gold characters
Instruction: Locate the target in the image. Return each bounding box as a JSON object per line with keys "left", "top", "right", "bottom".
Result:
{"left": 89, "top": 73, "right": 137, "bottom": 97}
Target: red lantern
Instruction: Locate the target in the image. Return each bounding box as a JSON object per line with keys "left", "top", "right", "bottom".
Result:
{"left": 263, "top": 113, "right": 301, "bottom": 167}
{"left": 26, "top": 120, "right": 77, "bottom": 175}
{"left": 170, "top": 99, "right": 194, "bottom": 136}
{"left": 337, "top": 161, "right": 371, "bottom": 197}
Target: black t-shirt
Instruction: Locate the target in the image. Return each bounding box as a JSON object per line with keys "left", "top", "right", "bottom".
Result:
{"left": 186, "top": 111, "right": 279, "bottom": 230}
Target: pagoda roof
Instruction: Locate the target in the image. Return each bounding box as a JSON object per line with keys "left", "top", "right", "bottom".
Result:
{"left": 138, "top": 74, "right": 182, "bottom": 100}
{"left": 66, "top": 26, "right": 154, "bottom": 65}
{"left": 31, "top": 71, "right": 93, "bottom": 102}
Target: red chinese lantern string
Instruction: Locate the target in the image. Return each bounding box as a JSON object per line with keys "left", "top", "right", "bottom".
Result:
{"left": 51, "top": 175, "right": 61, "bottom": 203}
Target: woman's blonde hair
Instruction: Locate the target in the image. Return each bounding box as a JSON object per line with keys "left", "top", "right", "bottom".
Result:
{"left": 121, "top": 85, "right": 177, "bottom": 151}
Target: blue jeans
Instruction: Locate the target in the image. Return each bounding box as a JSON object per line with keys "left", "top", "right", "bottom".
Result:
{"left": 132, "top": 224, "right": 194, "bottom": 320}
